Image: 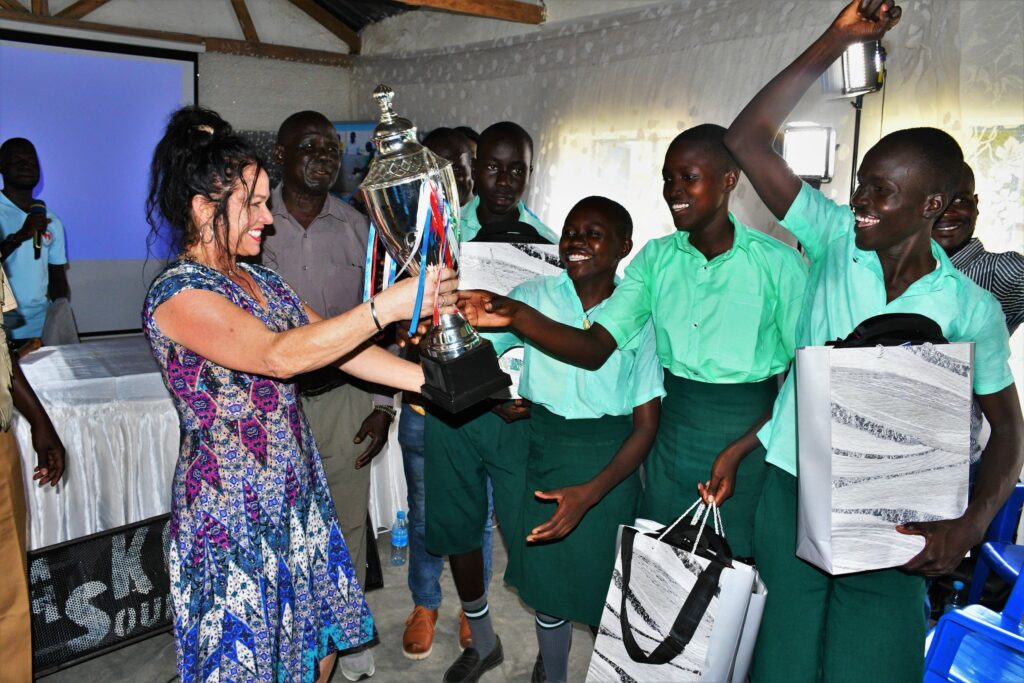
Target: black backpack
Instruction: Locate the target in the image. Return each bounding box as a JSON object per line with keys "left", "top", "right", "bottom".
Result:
{"left": 829, "top": 312, "right": 948, "bottom": 348}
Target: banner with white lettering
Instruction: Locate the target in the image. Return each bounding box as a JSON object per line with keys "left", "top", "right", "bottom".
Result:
{"left": 29, "top": 515, "right": 172, "bottom": 677}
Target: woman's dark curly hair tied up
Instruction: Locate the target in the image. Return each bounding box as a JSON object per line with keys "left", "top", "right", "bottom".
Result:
{"left": 146, "top": 106, "right": 264, "bottom": 259}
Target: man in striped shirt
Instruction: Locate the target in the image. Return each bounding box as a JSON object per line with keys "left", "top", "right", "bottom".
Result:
{"left": 933, "top": 162, "right": 1024, "bottom": 335}
{"left": 933, "top": 162, "right": 1024, "bottom": 467}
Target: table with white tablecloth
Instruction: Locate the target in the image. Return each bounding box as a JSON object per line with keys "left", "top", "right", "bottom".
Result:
{"left": 13, "top": 336, "right": 406, "bottom": 550}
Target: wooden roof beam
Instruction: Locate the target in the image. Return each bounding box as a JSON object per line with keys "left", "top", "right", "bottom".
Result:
{"left": 284, "top": 0, "right": 360, "bottom": 55}
{"left": 206, "top": 37, "right": 351, "bottom": 66}
{"left": 0, "top": 7, "right": 202, "bottom": 42}
{"left": 229, "top": 0, "right": 259, "bottom": 43}
{"left": 55, "top": 0, "right": 112, "bottom": 20}
{"left": 31, "top": 0, "right": 47, "bottom": 16}
{"left": 0, "top": 0, "right": 27, "bottom": 13}
{"left": 401, "top": 0, "right": 545, "bottom": 25}
{"left": 0, "top": 9, "right": 352, "bottom": 67}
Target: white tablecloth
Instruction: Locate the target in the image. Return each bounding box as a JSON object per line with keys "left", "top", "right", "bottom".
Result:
{"left": 13, "top": 336, "right": 405, "bottom": 550}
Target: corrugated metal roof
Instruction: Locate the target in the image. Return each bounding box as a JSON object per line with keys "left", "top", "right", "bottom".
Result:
{"left": 314, "top": 0, "right": 410, "bottom": 33}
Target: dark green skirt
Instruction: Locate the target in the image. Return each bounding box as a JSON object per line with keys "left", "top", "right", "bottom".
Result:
{"left": 509, "top": 406, "right": 638, "bottom": 626}
{"left": 637, "top": 371, "right": 778, "bottom": 558}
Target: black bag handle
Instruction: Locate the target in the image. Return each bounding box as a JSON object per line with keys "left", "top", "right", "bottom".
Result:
{"left": 617, "top": 528, "right": 725, "bottom": 665}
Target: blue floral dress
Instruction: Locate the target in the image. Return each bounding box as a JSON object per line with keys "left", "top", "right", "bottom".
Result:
{"left": 143, "top": 260, "right": 374, "bottom": 683}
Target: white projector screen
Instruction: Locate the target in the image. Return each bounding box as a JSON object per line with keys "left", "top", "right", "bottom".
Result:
{"left": 0, "top": 30, "right": 196, "bottom": 334}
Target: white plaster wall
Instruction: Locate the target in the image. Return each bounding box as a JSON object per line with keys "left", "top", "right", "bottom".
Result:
{"left": 361, "top": 0, "right": 664, "bottom": 54}
{"left": 197, "top": 52, "right": 354, "bottom": 131}
{"left": 47, "top": 0, "right": 351, "bottom": 53}
{"left": 36, "top": 1, "right": 357, "bottom": 131}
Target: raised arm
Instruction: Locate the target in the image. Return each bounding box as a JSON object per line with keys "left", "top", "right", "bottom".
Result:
{"left": 153, "top": 267, "right": 456, "bottom": 387}
{"left": 458, "top": 289, "right": 617, "bottom": 370}
{"left": 725, "top": 0, "right": 902, "bottom": 219}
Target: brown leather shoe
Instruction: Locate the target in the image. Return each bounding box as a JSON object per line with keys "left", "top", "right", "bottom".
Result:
{"left": 403, "top": 606, "right": 439, "bottom": 660}
{"left": 458, "top": 608, "right": 472, "bottom": 651}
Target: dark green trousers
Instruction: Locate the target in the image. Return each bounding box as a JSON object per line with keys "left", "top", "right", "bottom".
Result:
{"left": 751, "top": 465, "right": 926, "bottom": 683}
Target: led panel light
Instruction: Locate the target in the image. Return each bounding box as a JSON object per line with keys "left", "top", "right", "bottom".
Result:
{"left": 783, "top": 123, "right": 837, "bottom": 183}
{"left": 841, "top": 40, "right": 885, "bottom": 96}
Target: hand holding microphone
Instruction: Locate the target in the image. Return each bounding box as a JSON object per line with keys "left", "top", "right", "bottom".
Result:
{"left": 28, "top": 200, "right": 47, "bottom": 259}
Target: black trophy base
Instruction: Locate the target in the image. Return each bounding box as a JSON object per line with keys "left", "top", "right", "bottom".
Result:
{"left": 420, "top": 339, "right": 512, "bottom": 414}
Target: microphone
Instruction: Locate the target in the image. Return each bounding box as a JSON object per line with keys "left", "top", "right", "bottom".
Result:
{"left": 29, "top": 199, "right": 45, "bottom": 260}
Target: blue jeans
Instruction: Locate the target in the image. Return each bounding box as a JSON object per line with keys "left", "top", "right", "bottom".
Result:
{"left": 399, "top": 405, "right": 494, "bottom": 609}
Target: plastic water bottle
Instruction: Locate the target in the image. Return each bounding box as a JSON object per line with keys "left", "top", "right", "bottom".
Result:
{"left": 943, "top": 580, "right": 965, "bottom": 613}
{"left": 390, "top": 511, "right": 408, "bottom": 566}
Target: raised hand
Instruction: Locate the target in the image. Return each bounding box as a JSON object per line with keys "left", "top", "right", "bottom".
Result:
{"left": 832, "top": 0, "right": 902, "bottom": 42}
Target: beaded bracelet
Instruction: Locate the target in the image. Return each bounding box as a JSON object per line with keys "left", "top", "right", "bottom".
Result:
{"left": 372, "top": 404, "right": 397, "bottom": 420}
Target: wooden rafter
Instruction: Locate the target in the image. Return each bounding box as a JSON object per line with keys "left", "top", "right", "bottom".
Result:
{"left": 206, "top": 37, "right": 351, "bottom": 66}
{"left": 284, "top": 0, "right": 360, "bottom": 54}
{"left": 401, "top": 0, "right": 544, "bottom": 24}
{"left": 30, "top": 0, "right": 46, "bottom": 16}
{"left": 0, "top": 0, "right": 27, "bottom": 12}
{"left": 229, "top": 0, "right": 258, "bottom": 43}
{"left": 0, "top": 8, "right": 352, "bottom": 67}
{"left": 54, "top": 0, "right": 111, "bottom": 20}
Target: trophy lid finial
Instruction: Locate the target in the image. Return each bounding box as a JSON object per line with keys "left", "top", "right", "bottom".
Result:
{"left": 373, "top": 84, "right": 396, "bottom": 123}
{"left": 370, "top": 84, "right": 417, "bottom": 156}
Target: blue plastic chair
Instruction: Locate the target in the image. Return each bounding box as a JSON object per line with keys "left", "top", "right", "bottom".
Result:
{"left": 968, "top": 483, "right": 1024, "bottom": 605}
{"left": 924, "top": 570, "right": 1024, "bottom": 682}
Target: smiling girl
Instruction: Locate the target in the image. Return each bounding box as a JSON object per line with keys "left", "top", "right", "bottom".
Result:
{"left": 483, "top": 196, "right": 663, "bottom": 683}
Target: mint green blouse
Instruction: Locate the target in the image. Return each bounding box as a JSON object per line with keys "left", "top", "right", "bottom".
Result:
{"left": 489, "top": 272, "right": 665, "bottom": 419}
{"left": 759, "top": 182, "right": 1014, "bottom": 476}
{"left": 594, "top": 215, "right": 808, "bottom": 383}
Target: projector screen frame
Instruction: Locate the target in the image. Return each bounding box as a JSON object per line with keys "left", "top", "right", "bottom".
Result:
{"left": 0, "top": 28, "right": 198, "bottom": 338}
{"left": 0, "top": 27, "right": 199, "bottom": 102}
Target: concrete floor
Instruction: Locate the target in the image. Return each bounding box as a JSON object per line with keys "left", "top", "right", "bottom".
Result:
{"left": 39, "top": 531, "right": 593, "bottom": 682}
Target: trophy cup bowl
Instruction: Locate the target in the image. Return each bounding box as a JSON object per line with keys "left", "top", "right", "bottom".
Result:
{"left": 361, "top": 85, "right": 511, "bottom": 413}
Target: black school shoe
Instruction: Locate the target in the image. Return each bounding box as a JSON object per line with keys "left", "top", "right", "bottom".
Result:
{"left": 531, "top": 651, "right": 545, "bottom": 683}
{"left": 443, "top": 636, "right": 504, "bottom": 683}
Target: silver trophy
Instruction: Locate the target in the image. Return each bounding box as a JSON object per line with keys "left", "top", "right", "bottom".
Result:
{"left": 360, "top": 84, "right": 510, "bottom": 413}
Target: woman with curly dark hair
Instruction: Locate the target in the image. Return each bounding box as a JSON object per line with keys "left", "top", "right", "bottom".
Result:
{"left": 142, "top": 106, "right": 456, "bottom": 683}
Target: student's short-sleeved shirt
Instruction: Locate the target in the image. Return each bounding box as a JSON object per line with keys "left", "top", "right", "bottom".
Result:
{"left": 489, "top": 271, "right": 665, "bottom": 419}
{"left": 459, "top": 195, "right": 559, "bottom": 244}
{"left": 759, "top": 182, "right": 1015, "bottom": 476}
{"left": 594, "top": 214, "right": 808, "bottom": 384}
{"left": 0, "top": 192, "right": 68, "bottom": 338}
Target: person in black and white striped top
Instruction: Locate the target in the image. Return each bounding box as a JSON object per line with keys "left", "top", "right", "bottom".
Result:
{"left": 933, "top": 162, "right": 1024, "bottom": 336}
{"left": 933, "top": 161, "right": 1024, "bottom": 467}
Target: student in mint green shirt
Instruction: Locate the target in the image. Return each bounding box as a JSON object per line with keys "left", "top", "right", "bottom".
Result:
{"left": 724, "top": 2, "right": 1023, "bottom": 680}
{"left": 423, "top": 120, "right": 558, "bottom": 682}
{"left": 458, "top": 121, "right": 558, "bottom": 244}
{"left": 488, "top": 196, "right": 663, "bottom": 683}
{"left": 461, "top": 124, "right": 808, "bottom": 559}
